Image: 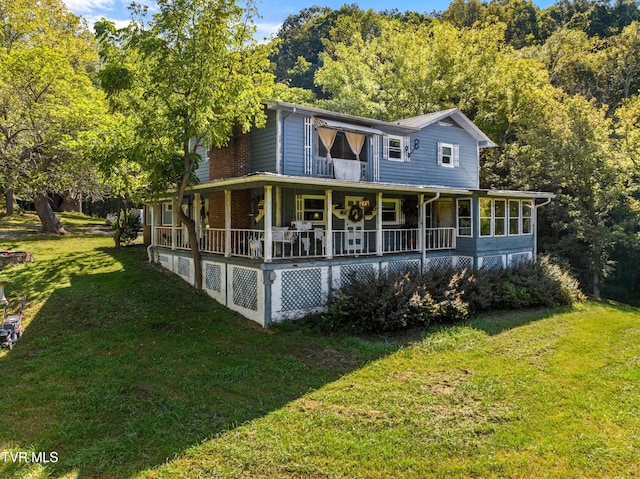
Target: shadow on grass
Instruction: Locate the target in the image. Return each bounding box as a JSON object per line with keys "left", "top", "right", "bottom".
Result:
{"left": 0, "top": 246, "right": 397, "bottom": 479}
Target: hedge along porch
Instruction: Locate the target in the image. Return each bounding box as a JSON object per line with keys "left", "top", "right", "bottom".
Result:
{"left": 145, "top": 173, "right": 553, "bottom": 327}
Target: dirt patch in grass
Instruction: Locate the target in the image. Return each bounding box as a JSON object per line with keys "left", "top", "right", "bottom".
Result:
{"left": 292, "top": 346, "right": 359, "bottom": 371}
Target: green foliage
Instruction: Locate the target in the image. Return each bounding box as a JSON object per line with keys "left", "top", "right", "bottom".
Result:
{"left": 323, "top": 257, "right": 584, "bottom": 333}
{"left": 112, "top": 210, "right": 141, "bottom": 246}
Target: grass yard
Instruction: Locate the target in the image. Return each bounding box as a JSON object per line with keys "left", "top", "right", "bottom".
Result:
{"left": 1, "top": 214, "right": 640, "bottom": 478}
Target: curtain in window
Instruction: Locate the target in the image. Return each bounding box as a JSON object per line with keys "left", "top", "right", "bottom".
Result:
{"left": 345, "top": 131, "right": 365, "bottom": 161}
{"left": 317, "top": 127, "right": 337, "bottom": 163}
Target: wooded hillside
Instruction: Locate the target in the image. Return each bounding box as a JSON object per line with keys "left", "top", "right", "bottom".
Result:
{"left": 267, "top": 0, "right": 640, "bottom": 303}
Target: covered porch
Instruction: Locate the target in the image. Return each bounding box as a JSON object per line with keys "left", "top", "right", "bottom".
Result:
{"left": 147, "top": 173, "right": 470, "bottom": 264}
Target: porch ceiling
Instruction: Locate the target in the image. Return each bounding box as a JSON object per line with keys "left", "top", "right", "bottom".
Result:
{"left": 181, "top": 172, "right": 474, "bottom": 197}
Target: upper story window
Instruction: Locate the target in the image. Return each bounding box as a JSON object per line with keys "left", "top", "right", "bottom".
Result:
{"left": 317, "top": 129, "right": 368, "bottom": 162}
{"left": 438, "top": 142, "right": 459, "bottom": 168}
{"left": 384, "top": 135, "right": 409, "bottom": 162}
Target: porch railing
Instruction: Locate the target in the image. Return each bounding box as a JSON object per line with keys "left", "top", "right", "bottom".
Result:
{"left": 155, "top": 226, "right": 455, "bottom": 259}
{"left": 315, "top": 158, "right": 368, "bottom": 180}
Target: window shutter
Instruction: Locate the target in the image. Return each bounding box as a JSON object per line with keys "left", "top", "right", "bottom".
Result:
{"left": 403, "top": 136, "right": 410, "bottom": 162}
{"left": 437, "top": 142, "right": 443, "bottom": 166}
{"left": 382, "top": 134, "right": 389, "bottom": 160}
{"left": 304, "top": 117, "right": 313, "bottom": 175}
{"left": 372, "top": 135, "right": 380, "bottom": 181}
{"left": 453, "top": 144, "right": 460, "bottom": 167}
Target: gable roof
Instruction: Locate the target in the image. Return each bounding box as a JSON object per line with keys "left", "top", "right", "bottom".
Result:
{"left": 396, "top": 108, "right": 496, "bottom": 148}
{"left": 265, "top": 101, "right": 495, "bottom": 147}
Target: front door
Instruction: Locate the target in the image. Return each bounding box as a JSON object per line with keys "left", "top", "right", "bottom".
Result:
{"left": 436, "top": 200, "right": 454, "bottom": 228}
{"left": 345, "top": 196, "right": 365, "bottom": 253}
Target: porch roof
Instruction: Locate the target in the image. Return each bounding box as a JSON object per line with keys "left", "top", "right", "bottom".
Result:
{"left": 483, "top": 189, "right": 556, "bottom": 199}
{"left": 179, "top": 172, "right": 474, "bottom": 197}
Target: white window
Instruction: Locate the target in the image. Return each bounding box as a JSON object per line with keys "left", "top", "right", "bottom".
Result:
{"left": 522, "top": 200, "right": 533, "bottom": 234}
{"left": 381, "top": 199, "right": 403, "bottom": 225}
{"left": 506, "top": 199, "right": 534, "bottom": 235}
{"left": 297, "top": 195, "right": 325, "bottom": 224}
{"left": 162, "top": 203, "right": 173, "bottom": 225}
{"left": 509, "top": 200, "right": 520, "bottom": 235}
{"left": 438, "top": 142, "right": 459, "bottom": 168}
{"left": 457, "top": 199, "right": 472, "bottom": 237}
{"left": 480, "top": 198, "right": 492, "bottom": 237}
{"left": 384, "top": 135, "right": 409, "bottom": 162}
{"left": 480, "top": 199, "right": 507, "bottom": 237}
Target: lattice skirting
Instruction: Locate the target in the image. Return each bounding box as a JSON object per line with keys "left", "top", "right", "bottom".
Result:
{"left": 231, "top": 267, "right": 259, "bottom": 311}
{"left": 177, "top": 257, "right": 192, "bottom": 282}
{"left": 479, "top": 255, "right": 506, "bottom": 270}
{"left": 271, "top": 267, "right": 330, "bottom": 321}
{"left": 385, "top": 260, "right": 421, "bottom": 275}
{"left": 508, "top": 251, "right": 533, "bottom": 266}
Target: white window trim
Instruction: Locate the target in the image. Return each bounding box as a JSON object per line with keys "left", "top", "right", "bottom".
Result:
{"left": 479, "top": 198, "right": 493, "bottom": 237}
{"left": 487, "top": 199, "right": 534, "bottom": 236}
{"left": 384, "top": 134, "right": 409, "bottom": 162}
{"left": 456, "top": 198, "right": 473, "bottom": 237}
{"left": 438, "top": 142, "right": 460, "bottom": 168}
{"left": 480, "top": 198, "right": 507, "bottom": 237}
{"left": 508, "top": 200, "right": 521, "bottom": 236}
{"left": 521, "top": 200, "right": 533, "bottom": 235}
{"left": 381, "top": 198, "right": 403, "bottom": 225}
{"left": 297, "top": 194, "right": 326, "bottom": 225}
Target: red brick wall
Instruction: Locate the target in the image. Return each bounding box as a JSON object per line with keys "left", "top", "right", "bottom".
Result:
{"left": 208, "top": 128, "right": 251, "bottom": 229}
{"left": 209, "top": 127, "right": 249, "bottom": 180}
{"left": 208, "top": 190, "right": 251, "bottom": 229}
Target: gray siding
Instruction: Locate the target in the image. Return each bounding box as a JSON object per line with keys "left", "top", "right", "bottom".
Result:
{"left": 193, "top": 144, "right": 210, "bottom": 183}
{"left": 378, "top": 123, "right": 479, "bottom": 189}
{"left": 282, "top": 114, "right": 306, "bottom": 176}
{"left": 249, "top": 109, "right": 278, "bottom": 173}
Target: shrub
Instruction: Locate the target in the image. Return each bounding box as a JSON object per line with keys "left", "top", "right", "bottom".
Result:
{"left": 113, "top": 210, "right": 142, "bottom": 246}
{"left": 322, "top": 256, "right": 584, "bottom": 333}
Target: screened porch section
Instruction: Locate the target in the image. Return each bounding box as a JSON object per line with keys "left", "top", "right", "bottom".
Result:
{"left": 154, "top": 225, "right": 456, "bottom": 260}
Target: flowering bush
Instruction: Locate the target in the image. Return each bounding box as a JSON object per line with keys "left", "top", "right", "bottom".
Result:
{"left": 322, "top": 256, "right": 584, "bottom": 333}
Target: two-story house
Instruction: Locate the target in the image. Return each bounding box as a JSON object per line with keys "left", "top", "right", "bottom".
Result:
{"left": 144, "top": 101, "right": 554, "bottom": 326}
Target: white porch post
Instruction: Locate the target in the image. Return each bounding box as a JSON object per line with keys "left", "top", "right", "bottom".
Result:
{"left": 264, "top": 185, "right": 273, "bottom": 263}
{"left": 419, "top": 194, "right": 426, "bottom": 268}
{"left": 376, "top": 192, "right": 383, "bottom": 256}
{"left": 149, "top": 203, "right": 157, "bottom": 247}
{"left": 171, "top": 196, "right": 178, "bottom": 250}
{"left": 275, "top": 187, "right": 282, "bottom": 227}
{"left": 224, "top": 190, "right": 231, "bottom": 258}
{"left": 193, "top": 193, "right": 202, "bottom": 234}
{"left": 325, "top": 189, "right": 333, "bottom": 259}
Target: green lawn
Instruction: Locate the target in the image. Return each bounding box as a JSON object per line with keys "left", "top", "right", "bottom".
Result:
{"left": 1, "top": 217, "right": 639, "bottom": 478}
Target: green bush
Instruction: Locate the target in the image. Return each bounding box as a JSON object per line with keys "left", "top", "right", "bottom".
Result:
{"left": 113, "top": 210, "right": 142, "bottom": 246}
{"left": 322, "top": 256, "right": 585, "bottom": 333}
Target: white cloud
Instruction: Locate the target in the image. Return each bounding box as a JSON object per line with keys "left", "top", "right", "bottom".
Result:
{"left": 63, "top": 0, "right": 116, "bottom": 15}
{"left": 255, "top": 21, "right": 281, "bottom": 42}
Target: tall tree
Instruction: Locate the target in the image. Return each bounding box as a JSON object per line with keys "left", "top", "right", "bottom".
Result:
{"left": 118, "top": 0, "right": 274, "bottom": 289}
{"left": 519, "top": 94, "right": 625, "bottom": 296}
{"left": 0, "top": 0, "right": 106, "bottom": 231}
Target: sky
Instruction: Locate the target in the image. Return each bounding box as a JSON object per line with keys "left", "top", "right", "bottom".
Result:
{"left": 63, "top": 0, "right": 556, "bottom": 41}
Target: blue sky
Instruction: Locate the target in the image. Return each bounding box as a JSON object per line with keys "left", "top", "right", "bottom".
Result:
{"left": 63, "top": 0, "right": 556, "bottom": 40}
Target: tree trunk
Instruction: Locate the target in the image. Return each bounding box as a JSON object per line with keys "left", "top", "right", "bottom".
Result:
{"left": 113, "top": 197, "right": 124, "bottom": 249}
{"left": 34, "top": 193, "right": 66, "bottom": 234}
{"left": 61, "top": 191, "right": 83, "bottom": 213}
{"left": 5, "top": 189, "right": 14, "bottom": 216}
{"left": 178, "top": 207, "right": 202, "bottom": 290}
{"left": 593, "top": 270, "right": 601, "bottom": 298}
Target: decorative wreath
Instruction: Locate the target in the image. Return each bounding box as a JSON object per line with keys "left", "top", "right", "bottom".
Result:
{"left": 348, "top": 204, "right": 364, "bottom": 223}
